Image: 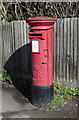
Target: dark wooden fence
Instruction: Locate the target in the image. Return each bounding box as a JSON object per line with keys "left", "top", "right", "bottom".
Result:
{"left": 0, "top": 18, "right": 79, "bottom": 88}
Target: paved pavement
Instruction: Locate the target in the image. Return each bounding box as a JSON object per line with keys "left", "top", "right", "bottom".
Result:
{"left": 0, "top": 84, "right": 78, "bottom": 119}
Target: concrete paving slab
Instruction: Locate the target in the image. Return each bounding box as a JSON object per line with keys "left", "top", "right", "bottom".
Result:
{"left": 6, "top": 97, "right": 78, "bottom": 118}
{"left": 1, "top": 85, "right": 37, "bottom": 114}
{"left": 0, "top": 83, "right": 78, "bottom": 119}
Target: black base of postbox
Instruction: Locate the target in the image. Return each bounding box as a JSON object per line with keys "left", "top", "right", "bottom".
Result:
{"left": 31, "top": 84, "right": 54, "bottom": 106}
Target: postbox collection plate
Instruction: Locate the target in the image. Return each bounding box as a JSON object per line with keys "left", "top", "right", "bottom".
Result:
{"left": 32, "top": 40, "right": 39, "bottom": 53}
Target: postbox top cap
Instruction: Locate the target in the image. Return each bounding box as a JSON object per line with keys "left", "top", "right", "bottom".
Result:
{"left": 26, "top": 16, "right": 56, "bottom": 25}
{"left": 27, "top": 16, "right": 56, "bottom": 21}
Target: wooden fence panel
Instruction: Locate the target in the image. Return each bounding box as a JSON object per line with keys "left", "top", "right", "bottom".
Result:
{"left": 0, "top": 18, "right": 78, "bottom": 88}
{"left": 0, "top": 21, "right": 30, "bottom": 77}
{"left": 53, "top": 18, "right": 78, "bottom": 88}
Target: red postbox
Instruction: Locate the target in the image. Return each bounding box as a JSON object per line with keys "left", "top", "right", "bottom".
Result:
{"left": 26, "top": 17, "right": 56, "bottom": 106}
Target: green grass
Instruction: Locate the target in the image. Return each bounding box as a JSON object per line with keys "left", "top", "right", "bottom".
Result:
{"left": 0, "top": 70, "right": 12, "bottom": 84}
{"left": 46, "top": 95, "right": 64, "bottom": 109}
{"left": 46, "top": 82, "right": 79, "bottom": 109}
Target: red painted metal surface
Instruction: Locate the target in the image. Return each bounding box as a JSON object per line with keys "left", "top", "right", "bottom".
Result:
{"left": 26, "top": 17, "right": 56, "bottom": 87}
{"left": 27, "top": 16, "right": 56, "bottom": 26}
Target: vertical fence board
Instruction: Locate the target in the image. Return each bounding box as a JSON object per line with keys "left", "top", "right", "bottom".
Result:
{"left": 18, "top": 21, "right": 23, "bottom": 74}
{"left": 21, "top": 21, "right": 25, "bottom": 74}
{"left": 7, "top": 22, "right": 12, "bottom": 72}
{"left": 21, "top": 21, "right": 26, "bottom": 74}
{"left": 63, "top": 18, "right": 68, "bottom": 82}
{"left": 10, "top": 21, "right": 16, "bottom": 74}
{"left": 56, "top": 19, "right": 60, "bottom": 82}
{"left": 67, "top": 18, "right": 71, "bottom": 82}
{"left": 13, "top": 21, "right": 21, "bottom": 74}
{"left": 2, "top": 23, "right": 10, "bottom": 66}
{"left": 59, "top": 19, "right": 64, "bottom": 82}
{"left": 77, "top": 18, "right": 79, "bottom": 87}
{"left": 23, "top": 20, "right": 28, "bottom": 74}
{"left": 0, "top": 21, "right": 2, "bottom": 70}
{"left": 26, "top": 23, "right": 30, "bottom": 43}
{"left": 70, "top": 18, "right": 74, "bottom": 83}
{"left": 53, "top": 21, "right": 57, "bottom": 82}
{"left": 26, "top": 23, "right": 31, "bottom": 74}
{"left": 73, "top": 18, "right": 78, "bottom": 83}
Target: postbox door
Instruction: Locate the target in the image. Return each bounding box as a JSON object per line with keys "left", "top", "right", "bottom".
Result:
{"left": 31, "top": 38, "right": 48, "bottom": 87}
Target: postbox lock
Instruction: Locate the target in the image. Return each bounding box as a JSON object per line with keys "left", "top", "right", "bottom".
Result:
{"left": 42, "top": 62, "right": 46, "bottom": 64}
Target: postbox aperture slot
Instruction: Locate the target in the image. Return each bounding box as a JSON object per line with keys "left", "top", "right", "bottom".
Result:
{"left": 28, "top": 32, "right": 45, "bottom": 39}
{"left": 30, "top": 34, "right": 42, "bottom": 37}
{"left": 32, "top": 40, "right": 39, "bottom": 53}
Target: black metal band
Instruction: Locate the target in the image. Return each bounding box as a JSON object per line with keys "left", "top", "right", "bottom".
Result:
{"left": 31, "top": 84, "right": 54, "bottom": 106}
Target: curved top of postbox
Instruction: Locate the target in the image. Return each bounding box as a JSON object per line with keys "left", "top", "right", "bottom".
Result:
{"left": 26, "top": 16, "right": 56, "bottom": 26}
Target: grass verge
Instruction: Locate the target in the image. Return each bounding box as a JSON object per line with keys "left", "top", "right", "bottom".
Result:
{"left": 46, "top": 82, "right": 79, "bottom": 109}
